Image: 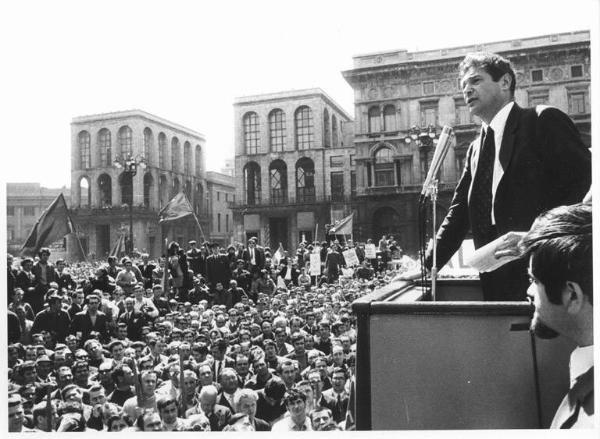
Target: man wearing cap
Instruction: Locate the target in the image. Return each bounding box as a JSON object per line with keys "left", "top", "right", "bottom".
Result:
{"left": 9, "top": 394, "right": 36, "bottom": 432}
{"left": 31, "top": 289, "right": 72, "bottom": 343}
{"left": 232, "top": 260, "right": 252, "bottom": 295}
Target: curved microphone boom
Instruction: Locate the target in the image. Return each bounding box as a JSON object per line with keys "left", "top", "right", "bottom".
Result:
{"left": 419, "top": 126, "right": 455, "bottom": 203}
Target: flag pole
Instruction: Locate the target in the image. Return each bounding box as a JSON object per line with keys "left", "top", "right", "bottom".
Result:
{"left": 192, "top": 212, "right": 206, "bottom": 242}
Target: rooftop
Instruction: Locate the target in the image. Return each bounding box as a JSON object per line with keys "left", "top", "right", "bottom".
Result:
{"left": 71, "top": 109, "right": 206, "bottom": 140}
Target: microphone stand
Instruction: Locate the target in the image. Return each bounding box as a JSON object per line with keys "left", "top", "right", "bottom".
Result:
{"left": 427, "top": 179, "right": 439, "bottom": 301}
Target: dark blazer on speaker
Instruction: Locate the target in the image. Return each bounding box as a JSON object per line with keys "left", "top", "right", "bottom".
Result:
{"left": 425, "top": 104, "right": 591, "bottom": 299}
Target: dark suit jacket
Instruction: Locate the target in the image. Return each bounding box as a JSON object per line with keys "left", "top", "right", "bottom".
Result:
{"left": 31, "top": 308, "right": 72, "bottom": 343}
{"left": 70, "top": 310, "right": 110, "bottom": 342}
{"left": 242, "top": 247, "right": 265, "bottom": 270}
{"left": 56, "top": 272, "right": 77, "bottom": 291}
{"left": 253, "top": 417, "right": 271, "bottom": 431}
{"left": 216, "top": 392, "right": 236, "bottom": 413}
{"left": 206, "top": 254, "right": 231, "bottom": 287}
{"left": 425, "top": 104, "right": 590, "bottom": 298}
{"left": 207, "top": 404, "right": 232, "bottom": 432}
{"left": 320, "top": 389, "right": 349, "bottom": 423}
{"left": 117, "top": 310, "right": 147, "bottom": 341}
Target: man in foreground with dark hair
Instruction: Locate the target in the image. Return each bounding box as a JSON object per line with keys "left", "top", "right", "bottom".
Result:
{"left": 520, "top": 203, "right": 593, "bottom": 428}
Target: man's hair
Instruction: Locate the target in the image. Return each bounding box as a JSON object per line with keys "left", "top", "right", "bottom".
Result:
{"left": 459, "top": 52, "right": 516, "bottom": 96}
{"left": 264, "top": 376, "right": 287, "bottom": 400}
{"left": 520, "top": 203, "right": 593, "bottom": 305}
{"left": 309, "top": 405, "right": 332, "bottom": 420}
{"left": 157, "top": 395, "right": 178, "bottom": 412}
{"left": 284, "top": 388, "right": 306, "bottom": 406}
{"left": 233, "top": 388, "right": 258, "bottom": 411}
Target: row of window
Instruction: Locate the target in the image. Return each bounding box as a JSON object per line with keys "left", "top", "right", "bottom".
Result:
{"left": 419, "top": 65, "right": 585, "bottom": 97}
{"left": 76, "top": 173, "right": 206, "bottom": 213}
{"left": 243, "top": 106, "right": 340, "bottom": 154}
{"left": 216, "top": 213, "right": 230, "bottom": 233}
{"left": 6, "top": 206, "right": 36, "bottom": 216}
{"left": 370, "top": 88, "right": 589, "bottom": 133}
{"left": 77, "top": 127, "right": 202, "bottom": 176}
{"left": 215, "top": 191, "right": 234, "bottom": 202}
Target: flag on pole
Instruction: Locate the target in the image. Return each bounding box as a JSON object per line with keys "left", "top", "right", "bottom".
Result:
{"left": 328, "top": 213, "right": 354, "bottom": 235}
{"left": 20, "top": 193, "right": 75, "bottom": 257}
{"left": 159, "top": 192, "right": 194, "bottom": 223}
{"left": 109, "top": 235, "right": 126, "bottom": 258}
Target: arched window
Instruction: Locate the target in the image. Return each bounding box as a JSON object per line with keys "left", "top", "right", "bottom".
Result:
{"left": 296, "top": 158, "right": 315, "bottom": 203}
{"left": 98, "top": 128, "right": 111, "bottom": 167}
{"left": 184, "top": 141, "right": 192, "bottom": 175}
{"left": 368, "top": 106, "right": 381, "bottom": 133}
{"left": 158, "top": 132, "right": 168, "bottom": 169}
{"left": 195, "top": 145, "right": 202, "bottom": 176}
{"left": 243, "top": 112, "right": 260, "bottom": 154}
{"left": 184, "top": 179, "right": 192, "bottom": 200}
{"left": 269, "top": 109, "right": 286, "bottom": 152}
{"left": 244, "top": 162, "right": 261, "bottom": 206}
{"left": 269, "top": 160, "right": 288, "bottom": 204}
{"left": 143, "top": 128, "right": 153, "bottom": 163}
{"left": 98, "top": 174, "right": 112, "bottom": 207}
{"left": 374, "top": 147, "right": 395, "bottom": 187}
{"left": 383, "top": 105, "right": 396, "bottom": 131}
{"left": 159, "top": 175, "right": 169, "bottom": 208}
{"left": 323, "top": 109, "right": 330, "bottom": 147}
{"left": 171, "top": 137, "right": 180, "bottom": 173}
{"left": 118, "top": 126, "right": 133, "bottom": 158}
{"left": 78, "top": 131, "right": 91, "bottom": 169}
{"left": 79, "top": 176, "right": 91, "bottom": 208}
{"left": 143, "top": 173, "right": 154, "bottom": 207}
{"left": 332, "top": 114, "right": 338, "bottom": 147}
{"left": 172, "top": 177, "right": 180, "bottom": 198}
{"left": 119, "top": 172, "right": 133, "bottom": 205}
{"left": 295, "top": 106, "right": 314, "bottom": 150}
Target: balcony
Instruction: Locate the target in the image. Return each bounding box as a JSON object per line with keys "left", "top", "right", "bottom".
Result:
{"left": 362, "top": 182, "right": 457, "bottom": 196}
{"left": 228, "top": 193, "right": 357, "bottom": 210}
{"left": 70, "top": 204, "right": 160, "bottom": 219}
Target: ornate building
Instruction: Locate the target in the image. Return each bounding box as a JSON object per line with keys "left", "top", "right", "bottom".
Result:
{"left": 206, "top": 171, "right": 235, "bottom": 247}
{"left": 230, "top": 89, "right": 354, "bottom": 252}
{"left": 342, "top": 30, "right": 591, "bottom": 255}
{"left": 69, "top": 110, "right": 209, "bottom": 258}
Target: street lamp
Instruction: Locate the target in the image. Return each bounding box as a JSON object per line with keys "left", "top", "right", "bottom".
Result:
{"left": 113, "top": 154, "right": 146, "bottom": 255}
{"left": 404, "top": 125, "right": 439, "bottom": 181}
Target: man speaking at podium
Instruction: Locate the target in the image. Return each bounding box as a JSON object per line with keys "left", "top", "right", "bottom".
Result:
{"left": 402, "top": 52, "right": 591, "bottom": 301}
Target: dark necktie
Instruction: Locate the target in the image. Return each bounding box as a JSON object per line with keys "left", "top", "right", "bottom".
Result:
{"left": 470, "top": 127, "right": 495, "bottom": 240}
{"left": 558, "top": 366, "right": 594, "bottom": 428}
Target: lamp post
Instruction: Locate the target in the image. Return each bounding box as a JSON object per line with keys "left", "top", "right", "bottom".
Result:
{"left": 404, "top": 125, "right": 439, "bottom": 181}
{"left": 113, "top": 154, "right": 146, "bottom": 255}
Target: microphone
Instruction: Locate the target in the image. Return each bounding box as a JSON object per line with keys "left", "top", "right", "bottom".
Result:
{"left": 419, "top": 125, "right": 455, "bottom": 202}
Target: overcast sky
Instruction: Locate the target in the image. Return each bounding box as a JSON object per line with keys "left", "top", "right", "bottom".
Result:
{"left": 0, "top": 0, "right": 596, "bottom": 188}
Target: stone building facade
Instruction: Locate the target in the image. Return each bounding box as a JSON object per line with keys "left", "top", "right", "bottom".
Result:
{"left": 6, "top": 183, "right": 70, "bottom": 256}
{"left": 230, "top": 89, "right": 354, "bottom": 252}
{"left": 206, "top": 171, "right": 235, "bottom": 247}
{"left": 342, "top": 30, "right": 591, "bottom": 255}
{"left": 69, "top": 110, "right": 209, "bottom": 259}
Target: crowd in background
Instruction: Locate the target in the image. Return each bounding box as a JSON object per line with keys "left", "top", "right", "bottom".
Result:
{"left": 7, "top": 235, "right": 415, "bottom": 432}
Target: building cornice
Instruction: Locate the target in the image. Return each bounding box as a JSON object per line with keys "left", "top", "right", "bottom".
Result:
{"left": 71, "top": 109, "right": 206, "bottom": 141}
{"left": 234, "top": 88, "right": 353, "bottom": 121}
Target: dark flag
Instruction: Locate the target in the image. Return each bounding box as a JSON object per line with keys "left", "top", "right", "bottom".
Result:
{"left": 20, "top": 193, "right": 75, "bottom": 256}
{"left": 159, "top": 192, "right": 194, "bottom": 223}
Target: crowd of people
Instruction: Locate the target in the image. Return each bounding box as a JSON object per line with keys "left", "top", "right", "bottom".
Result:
{"left": 7, "top": 235, "right": 414, "bottom": 432}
